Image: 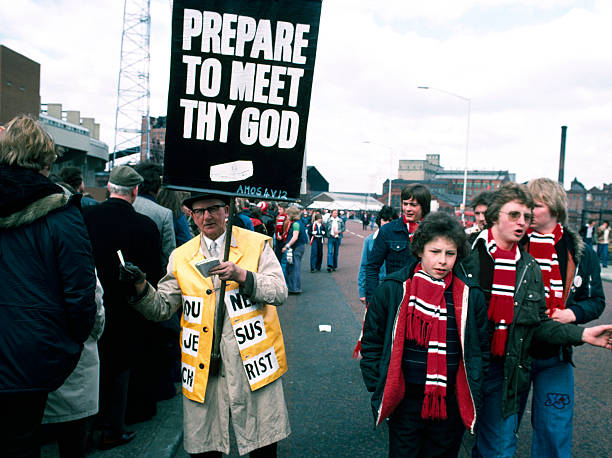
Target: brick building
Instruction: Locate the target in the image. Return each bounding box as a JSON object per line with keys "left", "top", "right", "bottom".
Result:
{"left": 0, "top": 45, "right": 40, "bottom": 124}
{"left": 141, "top": 115, "right": 166, "bottom": 163}
{"left": 567, "top": 178, "right": 612, "bottom": 229}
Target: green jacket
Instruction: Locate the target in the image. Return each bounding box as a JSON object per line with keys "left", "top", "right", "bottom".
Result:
{"left": 463, "top": 238, "right": 584, "bottom": 418}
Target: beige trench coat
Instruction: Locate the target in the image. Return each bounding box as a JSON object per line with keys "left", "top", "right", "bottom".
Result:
{"left": 132, "top": 233, "right": 290, "bottom": 455}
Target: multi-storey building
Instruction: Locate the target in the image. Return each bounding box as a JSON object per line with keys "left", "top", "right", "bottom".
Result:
{"left": 0, "top": 45, "right": 40, "bottom": 124}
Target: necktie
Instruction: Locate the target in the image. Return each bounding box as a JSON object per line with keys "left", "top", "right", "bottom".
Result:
{"left": 209, "top": 241, "right": 219, "bottom": 258}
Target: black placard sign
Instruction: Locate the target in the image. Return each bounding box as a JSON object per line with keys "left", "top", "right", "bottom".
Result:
{"left": 163, "top": 0, "right": 322, "bottom": 201}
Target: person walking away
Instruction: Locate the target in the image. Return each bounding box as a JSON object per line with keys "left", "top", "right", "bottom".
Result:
{"left": 0, "top": 115, "right": 97, "bottom": 457}
{"left": 309, "top": 212, "right": 325, "bottom": 272}
{"left": 365, "top": 184, "right": 432, "bottom": 304}
{"left": 82, "top": 165, "right": 164, "bottom": 449}
{"left": 118, "top": 192, "right": 290, "bottom": 457}
{"left": 325, "top": 209, "right": 345, "bottom": 272}
{"left": 517, "top": 178, "right": 605, "bottom": 457}
{"left": 250, "top": 205, "right": 268, "bottom": 235}
{"left": 133, "top": 161, "right": 176, "bottom": 270}
{"left": 258, "top": 201, "right": 276, "bottom": 237}
{"left": 42, "top": 275, "right": 105, "bottom": 458}
{"left": 360, "top": 212, "right": 490, "bottom": 457}
{"left": 58, "top": 166, "right": 99, "bottom": 206}
{"left": 282, "top": 206, "right": 309, "bottom": 294}
{"left": 463, "top": 182, "right": 612, "bottom": 457}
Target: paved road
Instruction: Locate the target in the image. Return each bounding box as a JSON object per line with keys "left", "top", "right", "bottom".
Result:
{"left": 44, "top": 219, "right": 612, "bottom": 457}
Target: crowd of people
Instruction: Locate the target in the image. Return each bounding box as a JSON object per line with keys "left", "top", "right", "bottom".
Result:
{"left": 1, "top": 114, "right": 611, "bottom": 458}
{"left": 358, "top": 180, "right": 610, "bottom": 457}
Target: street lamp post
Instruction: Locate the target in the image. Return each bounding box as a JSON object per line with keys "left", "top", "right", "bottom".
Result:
{"left": 418, "top": 86, "right": 471, "bottom": 223}
{"left": 363, "top": 141, "right": 394, "bottom": 207}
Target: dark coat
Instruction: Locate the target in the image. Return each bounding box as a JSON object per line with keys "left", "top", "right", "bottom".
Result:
{"left": 521, "top": 227, "right": 605, "bottom": 361}
{"left": 0, "top": 166, "right": 96, "bottom": 393}
{"left": 360, "top": 259, "right": 490, "bottom": 433}
{"left": 365, "top": 218, "right": 416, "bottom": 302}
{"left": 463, "top": 237, "right": 584, "bottom": 418}
{"left": 83, "top": 198, "right": 163, "bottom": 370}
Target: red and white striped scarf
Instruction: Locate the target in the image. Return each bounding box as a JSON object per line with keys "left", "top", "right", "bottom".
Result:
{"left": 403, "top": 263, "right": 452, "bottom": 419}
{"left": 527, "top": 224, "right": 565, "bottom": 312}
{"left": 402, "top": 215, "right": 419, "bottom": 241}
{"left": 484, "top": 228, "right": 520, "bottom": 357}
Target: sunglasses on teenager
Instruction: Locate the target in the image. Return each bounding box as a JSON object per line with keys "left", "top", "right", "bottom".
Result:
{"left": 192, "top": 204, "right": 224, "bottom": 217}
{"left": 499, "top": 210, "right": 533, "bottom": 223}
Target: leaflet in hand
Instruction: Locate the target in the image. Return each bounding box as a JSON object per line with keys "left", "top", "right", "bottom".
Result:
{"left": 195, "top": 258, "right": 220, "bottom": 278}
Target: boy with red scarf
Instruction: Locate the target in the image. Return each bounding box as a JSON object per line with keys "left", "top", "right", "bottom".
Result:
{"left": 361, "top": 212, "right": 490, "bottom": 457}
{"left": 518, "top": 178, "right": 605, "bottom": 457}
{"left": 466, "top": 183, "right": 612, "bottom": 457}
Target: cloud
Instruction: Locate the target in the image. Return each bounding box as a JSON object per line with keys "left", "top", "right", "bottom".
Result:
{"left": 1, "top": 0, "right": 609, "bottom": 192}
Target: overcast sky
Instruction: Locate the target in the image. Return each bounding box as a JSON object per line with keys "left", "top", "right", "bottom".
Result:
{"left": 1, "top": 0, "right": 610, "bottom": 193}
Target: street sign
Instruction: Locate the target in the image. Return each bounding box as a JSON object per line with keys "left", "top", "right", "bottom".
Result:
{"left": 163, "top": 0, "right": 322, "bottom": 201}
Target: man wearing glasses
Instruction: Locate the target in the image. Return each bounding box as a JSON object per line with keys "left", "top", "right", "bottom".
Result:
{"left": 120, "top": 192, "right": 290, "bottom": 458}
{"left": 465, "top": 183, "right": 612, "bottom": 457}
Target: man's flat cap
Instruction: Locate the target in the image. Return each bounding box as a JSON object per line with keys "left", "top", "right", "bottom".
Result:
{"left": 109, "top": 165, "right": 143, "bottom": 187}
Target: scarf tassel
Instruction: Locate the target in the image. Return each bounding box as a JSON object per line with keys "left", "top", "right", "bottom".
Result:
{"left": 421, "top": 391, "right": 447, "bottom": 420}
{"left": 490, "top": 329, "right": 508, "bottom": 357}
{"left": 406, "top": 313, "right": 430, "bottom": 346}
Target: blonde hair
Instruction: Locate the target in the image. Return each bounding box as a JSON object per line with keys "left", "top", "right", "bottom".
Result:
{"left": 285, "top": 206, "right": 301, "bottom": 221}
{"left": 528, "top": 178, "right": 567, "bottom": 225}
{"left": 0, "top": 115, "right": 57, "bottom": 171}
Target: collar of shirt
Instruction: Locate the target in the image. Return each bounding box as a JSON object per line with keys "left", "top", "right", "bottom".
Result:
{"left": 200, "top": 232, "right": 226, "bottom": 257}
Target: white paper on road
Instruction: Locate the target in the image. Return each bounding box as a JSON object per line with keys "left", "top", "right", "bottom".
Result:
{"left": 318, "top": 325, "right": 332, "bottom": 332}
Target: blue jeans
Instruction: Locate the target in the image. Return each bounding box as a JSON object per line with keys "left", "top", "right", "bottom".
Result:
{"left": 285, "top": 244, "right": 305, "bottom": 293}
{"left": 473, "top": 362, "right": 519, "bottom": 458}
{"left": 327, "top": 237, "right": 341, "bottom": 269}
{"left": 597, "top": 243, "right": 608, "bottom": 267}
{"left": 310, "top": 238, "right": 323, "bottom": 271}
{"left": 519, "top": 356, "right": 574, "bottom": 458}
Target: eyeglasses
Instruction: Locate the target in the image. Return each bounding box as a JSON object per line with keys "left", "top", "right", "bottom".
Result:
{"left": 499, "top": 210, "right": 533, "bottom": 223}
{"left": 192, "top": 204, "right": 224, "bottom": 217}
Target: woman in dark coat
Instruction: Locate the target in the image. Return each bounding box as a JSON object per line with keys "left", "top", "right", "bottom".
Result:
{"left": 0, "top": 115, "right": 97, "bottom": 456}
{"left": 360, "top": 212, "right": 490, "bottom": 457}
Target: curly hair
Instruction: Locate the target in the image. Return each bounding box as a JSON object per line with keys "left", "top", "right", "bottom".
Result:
{"left": 410, "top": 212, "right": 469, "bottom": 260}
{"left": 376, "top": 205, "right": 397, "bottom": 227}
{"left": 0, "top": 115, "right": 56, "bottom": 171}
